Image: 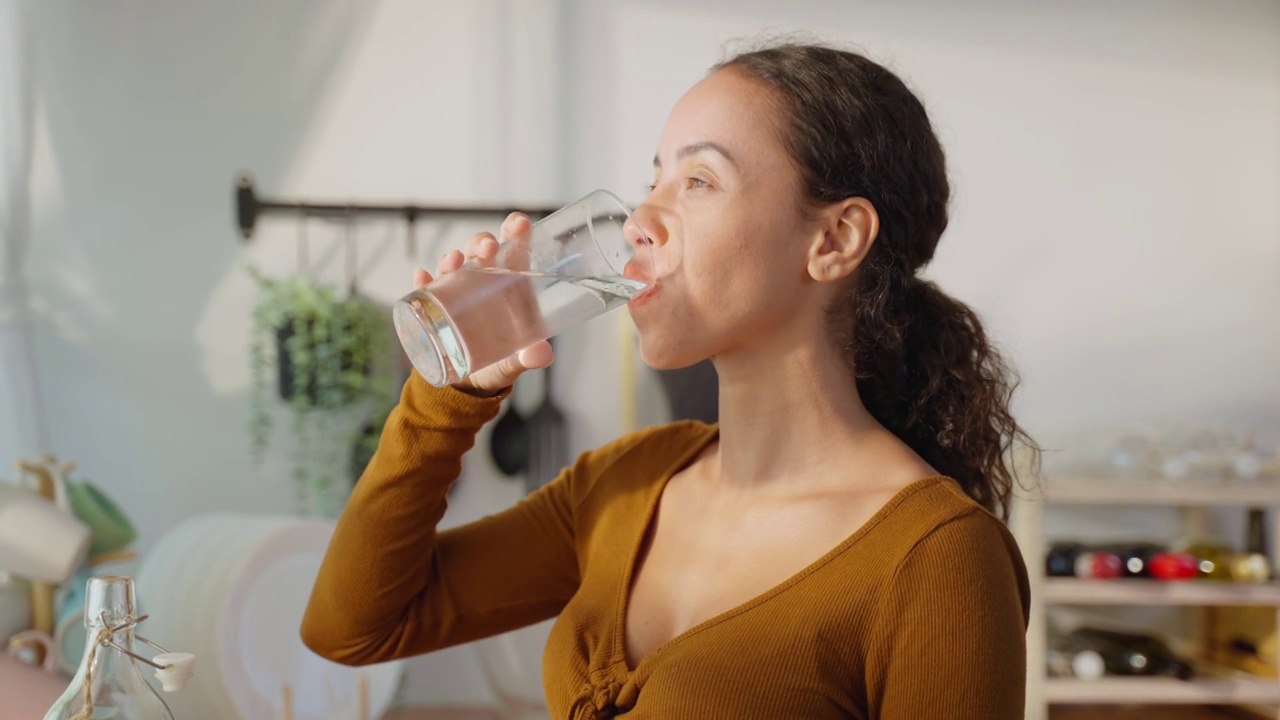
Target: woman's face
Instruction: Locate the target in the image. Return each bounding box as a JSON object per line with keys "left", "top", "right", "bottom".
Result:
{"left": 626, "top": 68, "right": 830, "bottom": 370}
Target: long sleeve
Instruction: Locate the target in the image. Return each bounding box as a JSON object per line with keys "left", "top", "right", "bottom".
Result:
{"left": 301, "top": 371, "right": 598, "bottom": 665}
{"left": 865, "top": 508, "right": 1030, "bottom": 719}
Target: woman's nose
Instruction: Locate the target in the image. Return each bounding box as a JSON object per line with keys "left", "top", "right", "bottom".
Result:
{"left": 626, "top": 202, "right": 667, "bottom": 250}
{"left": 623, "top": 205, "right": 665, "bottom": 281}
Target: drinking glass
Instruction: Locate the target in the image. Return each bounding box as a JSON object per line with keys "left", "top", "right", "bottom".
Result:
{"left": 393, "top": 189, "right": 652, "bottom": 387}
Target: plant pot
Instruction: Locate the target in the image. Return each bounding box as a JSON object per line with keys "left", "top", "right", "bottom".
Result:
{"left": 274, "top": 319, "right": 371, "bottom": 404}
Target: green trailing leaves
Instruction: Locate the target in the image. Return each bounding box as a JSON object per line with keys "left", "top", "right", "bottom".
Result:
{"left": 246, "top": 266, "right": 397, "bottom": 517}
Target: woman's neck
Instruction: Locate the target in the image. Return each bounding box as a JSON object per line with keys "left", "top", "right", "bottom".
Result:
{"left": 710, "top": 330, "right": 882, "bottom": 491}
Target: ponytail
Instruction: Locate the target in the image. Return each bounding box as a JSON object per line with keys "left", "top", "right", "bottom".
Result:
{"left": 846, "top": 274, "right": 1027, "bottom": 519}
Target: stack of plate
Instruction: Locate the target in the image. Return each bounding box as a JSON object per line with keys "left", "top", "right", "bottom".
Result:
{"left": 135, "top": 514, "right": 403, "bottom": 719}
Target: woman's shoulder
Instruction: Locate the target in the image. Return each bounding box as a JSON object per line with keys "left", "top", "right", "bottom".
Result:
{"left": 871, "top": 476, "right": 1030, "bottom": 615}
{"left": 859, "top": 476, "right": 1027, "bottom": 588}
{"left": 881, "top": 475, "right": 1013, "bottom": 539}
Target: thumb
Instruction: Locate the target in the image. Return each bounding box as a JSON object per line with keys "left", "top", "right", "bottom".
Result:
{"left": 455, "top": 340, "right": 555, "bottom": 395}
{"left": 516, "top": 341, "right": 555, "bottom": 370}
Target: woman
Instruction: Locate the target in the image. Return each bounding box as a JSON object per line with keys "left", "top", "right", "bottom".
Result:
{"left": 302, "top": 40, "right": 1035, "bottom": 719}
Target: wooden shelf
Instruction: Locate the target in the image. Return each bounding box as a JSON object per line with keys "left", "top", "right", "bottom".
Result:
{"left": 1043, "top": 481, "right": 1280, "bottom": 506}
{"left": 1051, "top": 707, "right": 1252, "bottom": 720}
{"left": 1044, "top": 578, "right": 1280, "bottom": 606}
{"left": 1046, "top": 677, "right": 1280, "bottom": 705}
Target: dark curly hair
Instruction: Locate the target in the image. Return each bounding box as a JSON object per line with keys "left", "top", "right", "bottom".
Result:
{"left": 714, "top": 40, "right": 1038, "bottom": 519}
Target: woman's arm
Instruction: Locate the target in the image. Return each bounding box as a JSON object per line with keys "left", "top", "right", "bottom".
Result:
{"left": 300, "top": 371, "right": 601, "bottom": 665}
{"left": 866, "top": 509, "right": 1031, "bottom": 719}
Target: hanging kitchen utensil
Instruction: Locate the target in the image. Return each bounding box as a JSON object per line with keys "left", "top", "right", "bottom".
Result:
{"left": 404, "top": 210, "right": 416, "bottom": 260}
{"left": 489, "top": 385, "right": 529, "bottom": 478}
{"left": 525, "top": 338, "right": 568, "bottom": 494}
{"left": 344, "top": 207, "right": 358, "bottom": 296}
{"left": 296, "top": 209, "right": 310, "bottom": 278}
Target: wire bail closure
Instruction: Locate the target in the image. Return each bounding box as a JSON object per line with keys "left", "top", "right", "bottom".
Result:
{"left": 96, "top": 612, "right": 196, "bottom": 692}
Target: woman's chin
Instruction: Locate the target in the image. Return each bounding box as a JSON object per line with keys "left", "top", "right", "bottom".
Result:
{"left": 636, "top": 342, "right": 711, "bottom": 372}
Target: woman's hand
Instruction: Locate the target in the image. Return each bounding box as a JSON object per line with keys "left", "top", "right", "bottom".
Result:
{"left": 415, "top": 213, "right": 554, "bottom": 397}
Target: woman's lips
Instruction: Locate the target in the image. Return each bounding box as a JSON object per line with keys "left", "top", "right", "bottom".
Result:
{"left": 628, "top": 280, "right": 659, "bottom": 307}
{"left": 623, "top": 257, "right": 658, "bottom": 306}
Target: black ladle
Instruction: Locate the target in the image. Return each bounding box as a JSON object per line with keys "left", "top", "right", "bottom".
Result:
{"left": 489, "top": 383, "right": 529, "bottom": 477}
{"left": 525, "top": 338, "right": 568, "bottom": 494}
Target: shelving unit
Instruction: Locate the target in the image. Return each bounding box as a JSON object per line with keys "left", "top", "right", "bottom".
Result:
{"left": 1045, "top": 676, "right": 1280, "bottom": 705}
{"left": 1011, "top": 480, "right": 1280, "bottom": 720}
{"left": 1043, "top": 578, "right": 1280, "bottom": 606}
{"left": 1043, "top": 482, "right": 1280, "bottom": 508}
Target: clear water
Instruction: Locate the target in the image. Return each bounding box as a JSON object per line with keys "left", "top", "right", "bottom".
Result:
{"left": 397, "top": 268, "right": 647, "bottom": 385}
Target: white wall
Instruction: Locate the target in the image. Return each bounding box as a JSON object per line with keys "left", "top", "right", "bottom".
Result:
{"left": 21, "top": 0, "right": 1280, "bottom": 710}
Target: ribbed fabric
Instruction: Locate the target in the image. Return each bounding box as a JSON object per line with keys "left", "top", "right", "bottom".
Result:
{"left": 301, "top": 372, "right": 1030, "bottom": 719}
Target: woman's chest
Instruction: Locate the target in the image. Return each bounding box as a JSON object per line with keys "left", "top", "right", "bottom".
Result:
{"left": 542, "top": 585, "right": 877, "bottom": 720}
{"left": 621, "top": 475, "right": 897, "bottom": 668}
{"left": 542, "top": 486, "right": 889, "bottom": 720}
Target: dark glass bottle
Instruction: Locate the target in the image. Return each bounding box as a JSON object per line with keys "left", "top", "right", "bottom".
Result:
{"left": 1063, "top": 627, "right": 1195, "bottom": 680}
{"left": 1097, "top": 542, "right": 1166, "bottom": 578}
{"left": 1046, "top": 542, "right": 1085, "bottom": 577}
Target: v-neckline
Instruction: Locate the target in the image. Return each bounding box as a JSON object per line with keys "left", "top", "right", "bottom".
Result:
{"left": 610, "top": 431, "right": 948, "bottom": 675}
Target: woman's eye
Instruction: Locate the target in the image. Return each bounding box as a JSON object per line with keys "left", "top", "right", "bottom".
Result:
{"left": 644, "top": 177, "right": 710, "bottom": 194}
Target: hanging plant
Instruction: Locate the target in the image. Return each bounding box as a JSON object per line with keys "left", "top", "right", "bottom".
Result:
{"left": 247, "top": 266, "right": 396, "bottom": 517}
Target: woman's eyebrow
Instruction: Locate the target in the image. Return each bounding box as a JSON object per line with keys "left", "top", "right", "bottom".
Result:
{"left": 653, "top": 141, "right": 740, "bottom": 170}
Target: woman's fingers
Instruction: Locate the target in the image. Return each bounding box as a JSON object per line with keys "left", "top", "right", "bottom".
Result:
{"left": 435, "top": 249, "right": 465, "bottom": 277}
{"left": 501, "top": 213, "right": 531, "bottom": 241}
{"left": 455, "top": 340, "right": 554, "bottom": 396}
{"left": 499, "top": 213, "right": 532, "bottom": 272}
{"left": 462, "top": 232, "right": 500, "bottom": 268}
{"left": 411, "top": 215, "right": 549, "bottom": 396}
{"left": 432, "top": 217, "right": 526, "bottom": 283}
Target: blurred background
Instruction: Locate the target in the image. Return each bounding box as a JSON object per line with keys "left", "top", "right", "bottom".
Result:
{"left": 0, "top": 1, "right": 1277, "bottom": 719}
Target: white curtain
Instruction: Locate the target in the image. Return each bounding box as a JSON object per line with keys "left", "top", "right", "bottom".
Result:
{"left": 0, "top": 0, "right": 49, "bottom": 464}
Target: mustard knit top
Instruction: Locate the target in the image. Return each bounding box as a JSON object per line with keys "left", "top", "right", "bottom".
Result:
{"left": 301, "top": 373, "right": 1031, "bottom": 719}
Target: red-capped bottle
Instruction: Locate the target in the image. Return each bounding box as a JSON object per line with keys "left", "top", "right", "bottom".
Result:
{"left": 1074, "top": 551, "right": 1124, "bottom": 579}
{"left": 1149, "top": 551, "right": 1198, "bottom": 580}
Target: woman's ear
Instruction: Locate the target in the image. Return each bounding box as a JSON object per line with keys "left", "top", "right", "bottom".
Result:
{"left": 806, "top": 197, "right": 879, "bottom": 282}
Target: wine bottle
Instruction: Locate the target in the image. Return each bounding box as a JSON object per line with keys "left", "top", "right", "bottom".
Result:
{"left": 1098, "top": 542, "right": 1166, "bottom": 578}
{"left": 1230, "top": 508, "right": 1273, "bottom": 582}
{"left": 1046, "top": 542, "right": 1085, "bottom": 577}
{"left": 1181, "top": 540, "right": 1235, "bottom": 580}
{"left": 1074, "top": 551, "right": 1124, "bottom": 579}
{"left": 1047, "top": 624, "right": 1105, "bottom": 679}
{"left": 1149, "top": 551, "right": 1198, "bottom": 580}
{"left": 1062, "top": 627, "right": 1195, "bottom": 680}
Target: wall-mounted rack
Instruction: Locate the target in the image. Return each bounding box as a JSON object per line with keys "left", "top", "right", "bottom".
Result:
{"left": 232, "top": 172, "right": 563, "bottom": 241}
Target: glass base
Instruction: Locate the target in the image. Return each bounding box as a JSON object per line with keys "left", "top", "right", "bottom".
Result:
{"left": 392, "top": 292, "right": 467, "bottom": 387}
